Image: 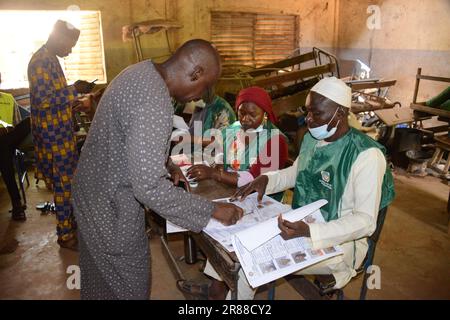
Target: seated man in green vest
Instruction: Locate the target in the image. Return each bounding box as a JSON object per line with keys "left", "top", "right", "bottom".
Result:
{"left": 0, "top": 92, "right": 31, "bottom": 221}
{"left": 199, "top": 77, "right": 395, "bottom": 299}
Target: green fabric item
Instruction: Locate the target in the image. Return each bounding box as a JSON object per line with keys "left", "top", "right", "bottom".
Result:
{"left": 0, "top": 93, "right": 15, "bottom": 128}
{"left": 425, "top": 86, "right": 450, "bottom": 109}
{"left": 222, "top": 120, "right": 286, "bottom": 202}
{"left": 173, "top": 101, "right": 185, "bottom": 115}
{"left": 173, "top": 96, "right": 236, "bottom": 135}
{"left": 292, "top": 128, "right": 395, "bottom": 222}
{"left": 440, "top": 99, "right": 450, "bottom": 111}
{"left": 222, "top": 120, "right": 286, "bottom": 172}
{"left": 269, "top": 191, "right": 284, "bottom": 202}
{"left": 202, "top": 96, "right": 236, "bottom": 135}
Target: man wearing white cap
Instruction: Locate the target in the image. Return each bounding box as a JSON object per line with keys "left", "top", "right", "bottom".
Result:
{"left": 222, "top": 77, "right": 396, "bottom": 299}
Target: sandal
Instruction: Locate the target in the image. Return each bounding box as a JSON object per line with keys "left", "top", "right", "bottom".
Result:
{"left": 176, "top": 279, "right": 210, "bottom": 300}
{"left": 36, "top": 202, "right": 55, "bottom": 215}
{"left": 57, "top": 233, "right": 79, "bottom": 252}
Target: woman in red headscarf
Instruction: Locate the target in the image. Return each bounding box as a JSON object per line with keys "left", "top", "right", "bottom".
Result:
{"left": 187, "top": 86, "right": 288, "bottom": 193}
{"left": 180, "top": 87, "right": 289, "bottom": 300}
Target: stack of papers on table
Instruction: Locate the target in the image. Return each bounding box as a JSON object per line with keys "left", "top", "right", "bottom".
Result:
{"left": 230, "top": 198, "right": 343, "bottom": 288}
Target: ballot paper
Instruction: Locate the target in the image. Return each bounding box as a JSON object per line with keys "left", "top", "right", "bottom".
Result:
{"left": 173, "top": 115, "right": 189, "bottom": 130}
{"left": 166, "top": 192, "right": 290, "bottom": 239}
{"left": 166, "top": 155, "right": 210, "bottom": 234}
{"left": 235, "top": 199, "right": 327, "bottom": 252}
{"left": 232, "top": 202, "right": 343, "bottom": 288}
{"left": 203, "top": 193, "right": 291, "bottom": 252}
{"left": 171, "top": 115, "right": 189, "bottom": 141}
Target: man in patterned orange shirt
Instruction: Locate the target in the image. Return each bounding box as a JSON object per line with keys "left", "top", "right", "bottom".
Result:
{"left": 28, "top": 20, "right": 93, "bottom": 250}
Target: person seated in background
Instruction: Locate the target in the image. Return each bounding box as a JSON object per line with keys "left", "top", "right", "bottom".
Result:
{"left": 174, "top": 88, "right": 236, "bottom": 148}
{"left": 0, "top": 92, "right": 31, "bottom": 221}
{"left": 186, "top": 86, "right": 288, "bottom": 192}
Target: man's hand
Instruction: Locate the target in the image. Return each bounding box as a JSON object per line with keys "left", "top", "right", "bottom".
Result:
{"left": 0, "top": 126, "right": 12, "bottom": 136}
{"left": 73, "top": 94, "right": 93, "bottom": 113}
{"left": 212, "top": 202, "right": 244, "bottom": 226}
{"left": 187, "top": 164, "right": 218, "bottom": 181}
{"left": 231, "top": 175, "right": 269, "bottom": 202}
{"left": 74, "top": 80, "right": 95, "bottom": 94}
{"left": 278, "top": 215, "right": 310, "bottom": 240}
{"left": 167, "top": 160, "right": 191, "bottom": 192}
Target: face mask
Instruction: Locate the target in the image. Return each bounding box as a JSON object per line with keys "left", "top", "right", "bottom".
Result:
{"left": 308, "top": 108, "right": 340, "bottom": 140}
{"left": 245, "top": 125, "right": 263, "bottom": 133}
{"left": 240, "top": 113, "right": 265, "bottom": 133}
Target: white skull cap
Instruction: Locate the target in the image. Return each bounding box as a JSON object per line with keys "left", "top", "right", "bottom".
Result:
{"left": 310, "top": 77, "right": 351, "bottom": 108}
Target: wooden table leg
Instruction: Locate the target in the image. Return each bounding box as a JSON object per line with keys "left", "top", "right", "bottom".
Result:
{"left": 447, "top": 190, "right": 450, "bottom": 234}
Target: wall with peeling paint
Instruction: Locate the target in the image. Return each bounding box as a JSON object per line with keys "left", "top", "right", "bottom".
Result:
{"left": 1, "top": 0, "right": 447, "bottom": 107}
{"left": 0, "top": 0, "right": 337, "bottom": 84}
{"left": 336, "top": 0, "right": 450, "bottom": 106}
{"left": 0, "top": 0, "right": 338, "bottom": 83}
{"left": 0, "top": 0, "right": 137, "bottom": 82}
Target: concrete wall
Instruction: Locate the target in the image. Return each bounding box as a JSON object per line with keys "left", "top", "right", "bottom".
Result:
{"left": 336, "top": 0, "right": 450, "bottom": 106}
{"left": 172, "top": 0, "right": 337, "bottom": 50}
{"left": 0, "top": 0, "right": 136, "bottom": 82}
{"left": 0, "top": 0, "right": 338, "bottom": 82}
{"left": 3, "top": 0, "right": 447, "bottom": 106}
{"left": 121, "top": 0, "right": 340, "bottom": 74}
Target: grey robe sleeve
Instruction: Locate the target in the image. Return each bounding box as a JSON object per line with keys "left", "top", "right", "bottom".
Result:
{"left": 124, "top": 103, "right": 215, "bottom": 233}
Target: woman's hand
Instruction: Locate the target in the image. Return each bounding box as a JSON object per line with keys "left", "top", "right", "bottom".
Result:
{"left": 187, "top": 164, "right": 219, "bottom": 181}
{"left": 72, "top": 94, "right": 93, "bottom": 113}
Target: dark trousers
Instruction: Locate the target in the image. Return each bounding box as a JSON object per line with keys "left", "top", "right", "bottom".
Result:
{"left": 0, "top": 117, "right": 31, "bottom": 207}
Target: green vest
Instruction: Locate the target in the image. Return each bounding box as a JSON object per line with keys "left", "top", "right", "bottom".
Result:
{"left": 0, "top": 93, "right": 15, "bottom": 127}
{"left": 223, "top": 120, "right": 287, "bottom": 201}
{"left": 292, "top": 128, "right": 395, "bottom": 222}
{"left": 203, "top": 96, "right": 236, "bottom": 135}
{"left": 222, "top": 120, "right": 285, "bottom": 172}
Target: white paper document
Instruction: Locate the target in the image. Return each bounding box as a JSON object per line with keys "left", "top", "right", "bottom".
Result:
{"left": 203, "top": 193, "right": 292, "bottom": 252}
{"left": 167, "top": 220, "right": 188, "bottom": 233}
{"left": 173, "top": 115, "right": 189, "bottom": 130}
{"left": 165, "top": 155, "right": 209, "bottom": 234}
{"left": 234, "top": 199, "right": 328, "bottom": 252}
{"left": 232, "top": 208, "right": 343, "bottom": 288}
{"left": 171, "top": 115, "right": 190, "bottom": 141}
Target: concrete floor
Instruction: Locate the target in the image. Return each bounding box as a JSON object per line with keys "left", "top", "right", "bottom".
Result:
{"left": 0, "top": 171, "right": 449, "bottom": 300}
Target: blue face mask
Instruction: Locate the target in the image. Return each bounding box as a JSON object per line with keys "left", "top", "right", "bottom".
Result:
{"left": 308, "top": 108, "right": 340, "bottom": 140}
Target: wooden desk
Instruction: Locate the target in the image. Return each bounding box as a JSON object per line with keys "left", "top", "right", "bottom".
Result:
{"left": 159, "top": 178, "right": 242, "bottom": 299}
{"left": 374, "top": 107, "right": 415, "bottom": 127}
{"left": 190, "top": 179, "right": 242, "bottom": 299}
